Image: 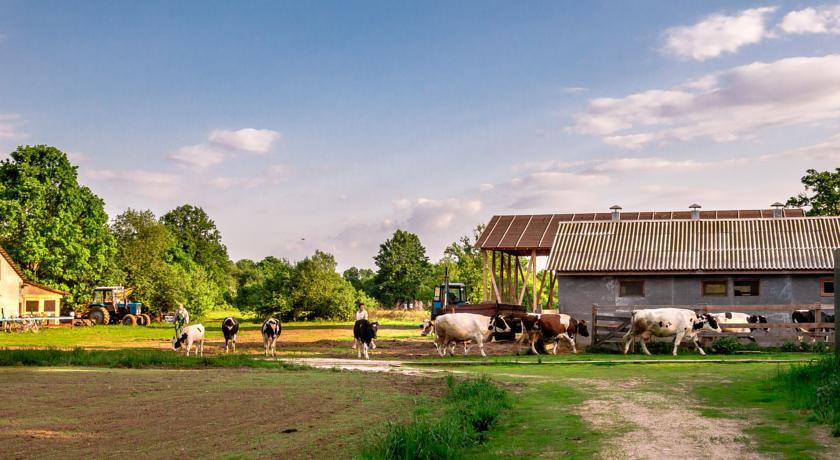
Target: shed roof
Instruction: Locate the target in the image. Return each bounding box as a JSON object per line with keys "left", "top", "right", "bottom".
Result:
{"left": 475, "top": 208, "right": 807, "bottom": 255}
{"left": 545, "top": 217, "right": 840, "bottom": 273}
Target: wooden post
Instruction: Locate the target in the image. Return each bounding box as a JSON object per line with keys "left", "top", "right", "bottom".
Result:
{"left": 506, "top": 254, "right": 513, "bottom": 304}
{"left": 591, "top": 304, "right": 598, "bottom": 348}
{"left": 536, "top": 269, "right": 548, "bottom": 310}
{"left": 518, "top": 255, "right": 533, "bottom": 306}
{"left": 531, "top": 250, "right": 537, "bottom": 313}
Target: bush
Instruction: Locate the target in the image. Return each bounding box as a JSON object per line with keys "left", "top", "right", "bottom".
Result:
{"left": 712, "top": 337, "right": 743, "bottom": 354}
{"left": 780, "top": 341, "right": 800, "bottom": 352}
{"left": 775, "top": 356, "right": 840, "bottom": 436}
{"left": 359, "top": 376, "right": 511, "bottom": 459}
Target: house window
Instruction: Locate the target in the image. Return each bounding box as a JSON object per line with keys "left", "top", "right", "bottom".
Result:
{"left": 820, "top": 278, "right": 835, "bottom": 297}
{"left": 43, "top": 300, "right": 56, "bottom": 313}
{"left": 25, "top": 300, "right": 39, "bottom": 313}
{"left": 733, "top": 279, "right": 759, "bottom": 297}
{"left": 702, "top": 280, "right": 728, "bottom": 296}
{"left": 619, "top": 280, "right": 645, "bottom": 297}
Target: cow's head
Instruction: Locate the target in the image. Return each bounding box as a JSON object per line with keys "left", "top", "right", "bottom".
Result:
{"left": 748, "top": 314, "right": 769, "bottom": 332}
{"left": 692, "top": 312, "right": 722, "bottom": 333}
{"left": 370, "top": 321, "right": 379, "bottom": 338}
{"left": 576, "top": 319, "right": 590, "bottom": 337}
{"left": 420, "top": 319, "right": 434, "bottom": 336}
{"left": 489, "top": 315, "right": 512, "bottom": 333}
{"left": 171, "top": 333, "right": 186, "bottom": 350}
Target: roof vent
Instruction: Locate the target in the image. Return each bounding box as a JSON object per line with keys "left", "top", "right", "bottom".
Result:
{"left": 771, "top": 202, "right": 784, "bottom": 218}
{"left": 689, "top": 203, "right": 702, "bottom": 220}
{"left": 610, "top": 205, "right": 622, "bottom": 221}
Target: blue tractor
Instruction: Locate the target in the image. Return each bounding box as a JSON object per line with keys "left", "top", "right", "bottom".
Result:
{"left": 85, "top": 286, "right": 150, "bottom": 326}
{"left": 431, "top": 282, "right": 468, "bottom": 319}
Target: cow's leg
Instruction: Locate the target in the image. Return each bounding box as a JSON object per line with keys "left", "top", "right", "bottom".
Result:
{"left": 185, "top": 340, "right": 192, "bottom": 357}
{"left": 371, "top": 340, "right": 376, "bottom": 350}
{"left": 199, "top": 340, "right": 204, "bottom": 357}
{"left": 622, "top": 331, "right": 635, "bottom": 355}
{"left": 352, "top": 337, "right": 357, "bottom": 349}
{"left": 638, "top": 336, "right": 652, "bottom": 355}
{"left": 690, "top": 334, "right": 706, "bottom": 355}
{"left": 477, "top": 337, "right": 487, "bottom": 357}
{"left": 562, "top": 333, "right": 578, "bottom": 354}
{"left": 232, "top": 336, "right": 236, "bottom": 352}
{"left": 463, "top": 342, "right": 472, "bottom": 356}
{"left": 672, "top": 330, "right": 686, "bottom": 356}
{"left": 363, "top": 342, "right": 370, "bottom": 359}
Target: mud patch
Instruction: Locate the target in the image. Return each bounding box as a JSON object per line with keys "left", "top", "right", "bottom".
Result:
{"left": 578, "top": 386, "right": 760, "bottom": 459}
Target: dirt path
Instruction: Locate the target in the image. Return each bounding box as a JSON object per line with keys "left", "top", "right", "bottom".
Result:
{"left": 572, "top": 378, "right": 761, "bottom": 460}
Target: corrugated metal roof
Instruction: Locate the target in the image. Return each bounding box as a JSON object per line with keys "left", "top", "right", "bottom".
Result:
{"left": 546, "top": 217, "right": 840, "bottom": 273}
{"left": 476, "top": 208, "right": 807, "bottom": 253}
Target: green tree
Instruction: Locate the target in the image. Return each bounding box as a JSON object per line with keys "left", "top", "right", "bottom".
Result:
{"left": 161, "top": 204, "right": 232, "bottom": 304}
{"left": 232, "top": 256, "right": 294, "bottom": 317}
{"left": 288, "top": 251, "right": 356, "bottom": 321}
{"left": 787, "top": 168, "right": 840, "bottom": 216}
{"left": 439, "top": 224, "right": 485, "bottom": 304}
{"left": 0, "top": 145, "right": 117, "bottom": 304}
{"left": 343, "top": 266, "right": 376, "bottom": 297}
{"left": 111, "top": 209, "right": 180, "bottom": 312}
{"left": 373, "top": 229, "right": 430, "bottom": 306}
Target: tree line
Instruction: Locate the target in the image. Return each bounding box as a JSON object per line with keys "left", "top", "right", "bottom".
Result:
{"left": 1, "top": 145, "right": 837, "bottom": 320}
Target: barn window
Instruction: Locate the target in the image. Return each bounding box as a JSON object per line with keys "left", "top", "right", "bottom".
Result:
{"left": 733, "top": 279, "right": 759, "bottom": 297}
{"left": 43, "top": 300, "right": 56, "bottom": 313}
{"left": 25, "top": 300, "right": 39, "bottom": 313}
{"left": 702, "top": 280, "right": 728, "bottom": 296}
{"left": 820, "top": 278, "right": 835, "bottom": 296}
{"left": 618, "top": 281, "right": 644, "bottom": 297}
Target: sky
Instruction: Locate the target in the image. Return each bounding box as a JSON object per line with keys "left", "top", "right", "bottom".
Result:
{"left": 1, "top": 1, "right": 840, "bottom": 269}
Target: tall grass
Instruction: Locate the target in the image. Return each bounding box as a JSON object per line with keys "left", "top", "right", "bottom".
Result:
{"left": 775, "top": 355, "right": 840, "bottom": 436}
{"left": 359, "top": 376, "right": 511, "bottom": 460}
{"left": 0, "top": 348, "right": 304, "bottom": 370}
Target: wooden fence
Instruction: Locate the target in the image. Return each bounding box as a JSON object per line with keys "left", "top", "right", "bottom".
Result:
{"left": 590, "top": 304, "right": 835, "bottom": 349}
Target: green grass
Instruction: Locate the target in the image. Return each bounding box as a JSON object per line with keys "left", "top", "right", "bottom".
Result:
{"left": 775, "top": 356, "right": 840, "bottom": 436}
{"left": 358, "top": 376, "right": 511, "bottom": 460}
{"left": 0, "top": 348, "right": 304, "bottom": 369}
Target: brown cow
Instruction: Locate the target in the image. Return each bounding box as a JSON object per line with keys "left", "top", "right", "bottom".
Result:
{"left": 530, "top": 314, "right": 589, "bottom": 354}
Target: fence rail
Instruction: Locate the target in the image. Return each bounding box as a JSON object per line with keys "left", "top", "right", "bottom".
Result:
{"left": 590, "top": 303, "right": 835, "bottom": 349}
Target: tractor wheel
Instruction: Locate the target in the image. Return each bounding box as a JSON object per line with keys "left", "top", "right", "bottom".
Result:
{"left": 72, "top": 319, "right": 84, "bottom": 327}
{"left": 136, "top": 314, "right": 148, "bottom": 326}
{"left": 85, "top": 319, "right": 95, "bottom": 327}
{"left": 122, "top": 315, "right": 137, "bottom": 326}
{"left": 141, "top": 314, "right": 152, "bottom": 326}
{"left": 88, "top": 307, "right": 110, "bottom": 325}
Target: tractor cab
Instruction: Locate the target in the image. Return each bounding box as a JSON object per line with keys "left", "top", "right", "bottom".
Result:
{"left": 432, "top": 283, "right": 467, "bottom": 318}
{"left": 86, "top": 286, "right": 146, "bottom": 325}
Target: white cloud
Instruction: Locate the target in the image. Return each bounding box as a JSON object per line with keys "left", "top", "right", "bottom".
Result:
{"left": 593, "top": 157, "right": 718, "bottom": 173}
{"left": 169, "top": 144, "right": 224, "bottom": 168}
{"left": 211, "top": 164, "right": 288, "bottom": 189}
{"left": 404, "top": 198, "right": 483, "bottom": 232}
{"left": 66, "top": 152, "right": 90, "bottom": 164}
{"left": 574, "top": 54, "right": 840, "bottom": 148}
{"left": 0, "top": 114, "right": 25, "bottom": 140}
{"left": 84, "top": 168, "right": 181, "bottom": 200}
{"left": 511, "top": 171, "right": 610, "bottom": 190}
{"left": 560, "top": 86, "right": 589, "bottom": 94}
{"left": 209, "top": 128, "right": 281, "bottom": 154}
{"left": 661, "top": 7, "right": 776, "bottom": 61}
{"left": 780, "top": 6, "right": 840, "bottom": 34}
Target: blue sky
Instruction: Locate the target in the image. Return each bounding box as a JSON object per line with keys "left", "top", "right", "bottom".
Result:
{"left": 2, "top": 1, "right": 840, "bottom": 268}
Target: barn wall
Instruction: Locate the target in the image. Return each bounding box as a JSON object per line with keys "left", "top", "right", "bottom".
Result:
{"left": 0, "top": 257, "right": 22, "bottom": 317}
{"left": 557, "top": 273, "right": 834, "bottom": 320}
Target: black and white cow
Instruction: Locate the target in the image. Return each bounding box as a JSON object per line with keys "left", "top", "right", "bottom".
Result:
{"left": 171, "top": 324, "right": 205, "bottom": 357}
{"left": 622, "top": 308, "right": 722, "bottom": 356}
{"left": 709, "top": 312, "right": 769, "bottom": 339}
{"left": 261, "top": 318, "right": 282, "bottom": 357}
{"left": 431, "top": 313, "right": 511, "bottom": 357}
{"left": 354, "top": 319, "right": 379, "bottom": 359}
{"left": 792, "top": 310, "right": 835, "bottom": 342}
{"left": 221, "top": 316, "right": 239, "bottom": 353}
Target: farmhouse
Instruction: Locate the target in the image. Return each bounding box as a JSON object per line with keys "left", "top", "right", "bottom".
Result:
{"left": 0, "top": 245, "right": 65, "bottom": 318}
{"left": 476, "top": 205, "right": 839, "bottom": 320}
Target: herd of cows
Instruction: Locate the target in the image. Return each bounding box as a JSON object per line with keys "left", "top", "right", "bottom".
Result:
{"left": 165, "top": 308, "right": 835, "bottom": 359}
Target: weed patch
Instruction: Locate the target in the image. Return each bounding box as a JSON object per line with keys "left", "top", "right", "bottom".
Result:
{"left": 359, "top": 376, "right": 510, "bottom": 460}
{"left": 775, "top": 356, "right": 840, "bottom": 436}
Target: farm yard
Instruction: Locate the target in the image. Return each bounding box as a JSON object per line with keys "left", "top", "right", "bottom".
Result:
{"left": 1, "top": 306, "right": 839, "bottom": 459}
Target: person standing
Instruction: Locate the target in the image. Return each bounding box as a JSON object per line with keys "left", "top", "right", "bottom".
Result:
{"left": 174, "top": 303, "right": 189, "bottom": 336}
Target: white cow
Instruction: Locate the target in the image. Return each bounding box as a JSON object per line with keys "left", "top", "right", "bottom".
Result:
{"left": 171, "top": 324, "right": 205, "bottom": 357}
{"left": 432, "top": 313, "right": 511, "bottom": 357}
{"left": 622, "top": 308, "right": 722, "bottom": 356}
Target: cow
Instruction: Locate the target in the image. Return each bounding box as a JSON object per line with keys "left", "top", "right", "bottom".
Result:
{"left": 792, "top": 310, "right": 835, "bottom": 342}
{"left": 261, "top": 318, "right": 282, "bottom": 357}
{"left": 354, "top": 319, "right": 379, "bottom": 359}
{"left": 221, "top": 316, "right": 239, "bottom": 353}
{"left": 171, "top": 324, "right": 205, "bottom": 357}
{"left": 432, "top": 313, "right": 511, "bottom": 357}
{"left": 420, "top": 319, "right": 435, "bottom": 337}
{"left": 529, "top": 314, "right": 590, "bottom": 354}
{"left": 709, "top": 312, "right": 769, "bottom": 338}
{"left": 622, "top": 308, "right": 722, "bottom": 356}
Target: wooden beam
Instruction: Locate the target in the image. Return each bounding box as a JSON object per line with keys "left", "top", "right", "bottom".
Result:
{"left": 482, "top": 250, "right": 488, "bottom": 302}
{"left": 531, "top": 250, "right": 537, "bottom": 312}
{"left": 518, "top": 255, "right": 532, "bottom": 305}
{"left": 536, "top": 269, "right": 548, "bottom": 308}
{"left": 490, "top": 251, "right": 501, "bottom": 302}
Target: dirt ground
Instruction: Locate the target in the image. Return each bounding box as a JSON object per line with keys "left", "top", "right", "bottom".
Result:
{"left": 0, "top": 367, "right": 442, "bottom": 459}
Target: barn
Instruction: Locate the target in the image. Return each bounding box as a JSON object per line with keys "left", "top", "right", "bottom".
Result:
{"left": 476, "top": 205, "right": 839, "bottom": 321}
{"left": 0, "top": 245, "right": 65, "bottom": 318}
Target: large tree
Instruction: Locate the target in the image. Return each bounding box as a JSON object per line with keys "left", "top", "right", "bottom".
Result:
{"left": 343, "top": 266, "right": 376, "bottom": 298}
{"left": 161, "top": 204, "right": 232, "bottom": 303}
{"left": 787, "top": 168, "right": 840, "bottom": 216}
{"left": 0, "top": 145, "right": 116, "bottom": 304}
{"left": 373, "top": 229, "right": 430, "bottom": 306}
